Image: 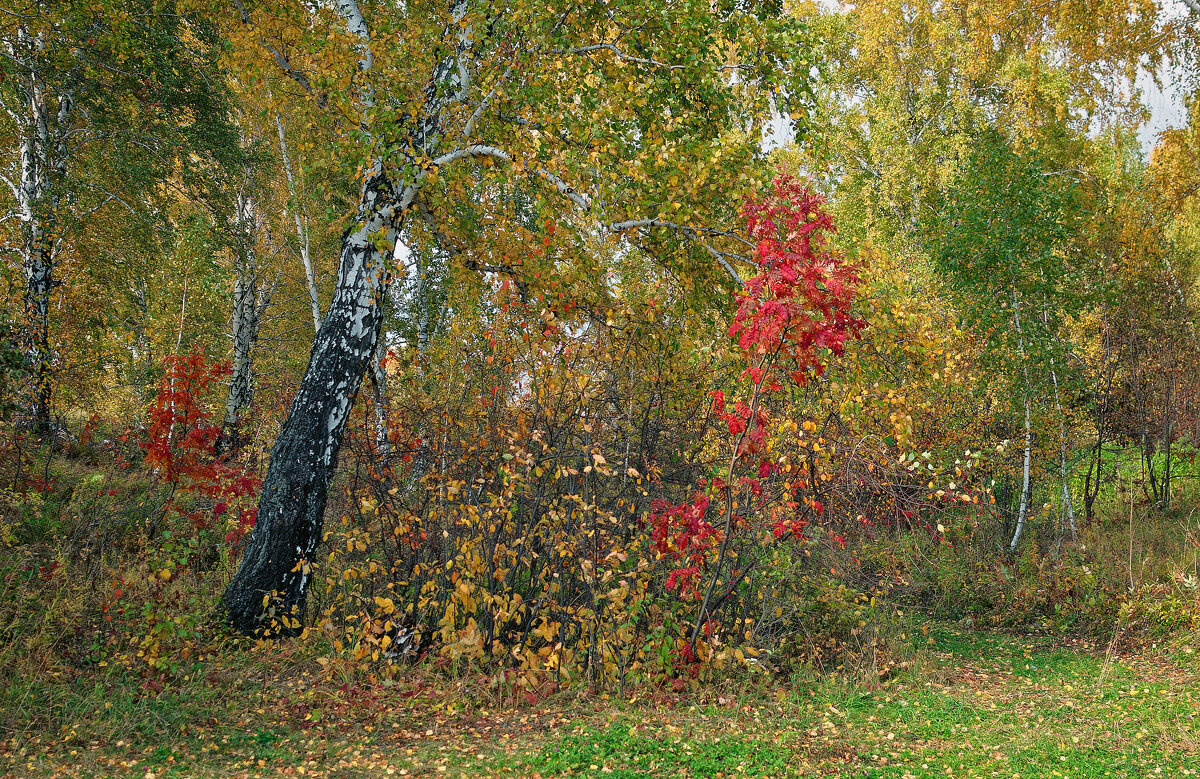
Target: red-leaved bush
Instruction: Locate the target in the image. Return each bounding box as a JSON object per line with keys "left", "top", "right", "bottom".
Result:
{"left": 731, "top": 175, "right": 863, "bottom": 388}
{"left": 650, "top": 173, "right": 865, "bottom": 649}
{"left": 143, "top": 349, "right": 260, "bottom": 546}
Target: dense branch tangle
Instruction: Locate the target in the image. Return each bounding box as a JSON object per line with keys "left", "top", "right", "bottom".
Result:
{"left": 221, "top": 0, "right": 813, "bottom": 631}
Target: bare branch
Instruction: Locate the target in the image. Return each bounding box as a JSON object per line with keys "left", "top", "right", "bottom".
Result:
{"left": 568, "top": 43, "right": 683, "bottom": 71}
{"left": 431, "top": 144, "right": 592, "bottom": 210}
{"left": 231, "top": 0, "right": 321, "bottom": 100}
{"left": 608, "top": 218, "right": 750, "bottom": 284}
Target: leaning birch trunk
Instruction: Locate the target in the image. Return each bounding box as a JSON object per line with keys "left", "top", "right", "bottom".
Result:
{"left": 221, "top": 0, "right": 482, "bottom": 633}
{"left": 221, "top": 170, "right": 396, "bottom": 633}
{"left": 1010, "top": 288, "right": 1033, "bottom": 553}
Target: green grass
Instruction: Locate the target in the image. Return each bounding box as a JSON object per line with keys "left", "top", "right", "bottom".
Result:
{"left": 4, "top": 623, "right": 1200, "bottom": 777}
{"left": 520, "top": 723, "right": 789, "bottom": 777}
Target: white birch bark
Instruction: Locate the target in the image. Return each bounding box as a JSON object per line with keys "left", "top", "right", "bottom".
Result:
{"left": 1042, "top": 300, "right": 1076, "bottom": 540}
{"left": 225, "top": 189, "right": 267, "bottom": 431}
{"left": 1048, "top": 360, "right": 1076, "bottom": 539}
{"left": 273, "top": 110, "right": 322, "bottom": 333}
{"left": 369, "top": 326, "right": 392, "bottom": 461}
{"left": 1010, "top": 287, "right": 1033, "bottom": 553}
{"left": 224, "top": 0, "right": 473, "bottom": 632}
{"left": 8, "top": 25, "right": 71, "bottom": 432}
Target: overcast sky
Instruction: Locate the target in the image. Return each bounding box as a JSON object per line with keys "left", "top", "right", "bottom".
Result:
{"left": 1139, "top": 64, "right": 1190, "bottom": 154}
{"left": 1137, "top": 0, "right": 1193, "bottom": 154}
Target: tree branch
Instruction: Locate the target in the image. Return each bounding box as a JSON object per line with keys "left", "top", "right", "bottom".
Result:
{"left": 231, "top": 0, "right": 321, "bottom": 101}
{"left": 462, "top": 68, "right": 511, "bottom": 140}
{"left": 431, "top": 144, "right": 593, "bottom": 210}
{"left": 608, "top": 218, "right": 749, "bottom": 284}
{"left": 77, "top": 190, "right": 137, "bottom": 220}
{"left": 568, "top": 43, "right": 683, "bottom": 70}
{"left": 0, "top": 90, "right": 23, "bottom": 128}
{"left": 426, "top": 153, "right": 747, "bottom": 286}
{"left": 415, "top": 197, "right": 530, "bottom": 302}
{"left": 609, "top": 218, "right": 754, "bottom": 248}
{"left": 498, "top": 113, "right": 592, "bottom": 151}
{"left": 0, "top": 172, "right": 18, "bottom": 202}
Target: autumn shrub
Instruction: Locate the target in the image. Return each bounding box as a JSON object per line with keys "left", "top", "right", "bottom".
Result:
{"left": 302, "top": 175, "right": 1000, "bottom": 690}
{"left": 106, "top": 350, "right": 261, "bottom": 671}
{"left": 316, "top": 299, "right": 720, "bottom": 689}
{"left": 750, "top": 540, "right": 899, "bottom": 681}
{"left": 0, "top": 349, "right": 266, "bottom": 732}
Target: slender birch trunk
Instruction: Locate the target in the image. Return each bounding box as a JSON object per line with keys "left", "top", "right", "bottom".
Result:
{"left": 1162, "top": 369, "right": 1176, "bottom": 511}
{"left": 369, "top": 305, "right": 392, "bottom": 462}
{"left": 10, "top": 27, "right": 71, "bottom": 434}
{"left": 131, "top": 279, "right": 152, "bottom": 393}
{"left": 1010, "top": 287, "right": 1033, "bottom": 553}
{"left": 1050, "top": 362, "right": 1075, "bottom": 540}
{"left": 1084, "top": 313, "right": 1114, "bottom": 523}
{"left": 1043, "top": 300, "right": 1075, "bottom": 541}
{"left": 273, "top": 109, "right": 322, "bottom": 333}
{"left": 225, "top": 191, "right": 266, "bottom": 432}
{"left": 397, "top": 238, "right": 436, "bottom": 488}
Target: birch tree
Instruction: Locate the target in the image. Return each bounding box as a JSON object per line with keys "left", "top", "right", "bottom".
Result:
{"left": 272, "top": 107, "right": 323, "bottom": 334}
{"left": 220, "top": 0, "right": 818, "bottom": 633}
{"left": 807, "top": 0, "right": 1159, "bottom": 255}
{"left": 0, "top": 0, "right": 236, "bottom": 432}
{"left": 223, "top": 178, "right": 276, "bottom": 435}
{"left": 929, "top": 135, "right": 1080, "bottom": 552}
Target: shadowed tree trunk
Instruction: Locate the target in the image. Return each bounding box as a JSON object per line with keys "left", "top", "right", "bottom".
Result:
{"left": 11, "top": 28, "right": 72, "bottom": 435}
{"left": 1084, "top": 315, "right": 1114, "bottom": 522}
{"left": 221, "top": 170, "right": 396, "bottom": 633}
{"left": 224, "top": 189, "right": 273, "bottom": 435}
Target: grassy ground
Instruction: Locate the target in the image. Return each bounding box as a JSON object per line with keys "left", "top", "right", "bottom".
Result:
{"left": 4, "top": 623, "right": 1199, "bottom": 778}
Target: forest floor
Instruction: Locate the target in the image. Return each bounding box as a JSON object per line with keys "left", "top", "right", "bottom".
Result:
{"left": 4, "top": 623, "right": 1199, "bottom": 778}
